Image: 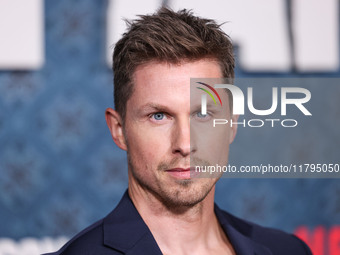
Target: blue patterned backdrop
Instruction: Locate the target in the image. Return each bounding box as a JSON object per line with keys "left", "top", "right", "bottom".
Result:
{"left": 0, "top": 0, "right": 339, "bottom": 249}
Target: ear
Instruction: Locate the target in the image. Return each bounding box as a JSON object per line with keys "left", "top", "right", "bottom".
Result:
{"left": 229, "top": 114, "right": 239, "bottom": 144}
{"left": 105, "top": 108, "right": 127, "bottom": 151}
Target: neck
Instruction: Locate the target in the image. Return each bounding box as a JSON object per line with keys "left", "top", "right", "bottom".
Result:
{"left": 128, "top": 182, "right": 230, "bottom": 255}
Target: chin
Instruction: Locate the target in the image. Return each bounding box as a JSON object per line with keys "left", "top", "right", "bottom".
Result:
{"left": 155, "top": 179, "right": 216, "bottom": 209}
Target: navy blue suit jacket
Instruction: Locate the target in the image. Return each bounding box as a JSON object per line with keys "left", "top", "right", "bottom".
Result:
{"left": 45, "top": 191, "right": 312, "bottom": 255}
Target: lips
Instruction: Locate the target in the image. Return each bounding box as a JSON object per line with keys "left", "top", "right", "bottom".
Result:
{"left": 166, "top": 168, "right": 191, "bottom": 172}
{"left": 165, "top": 167, "right": 199, "bottom": 179}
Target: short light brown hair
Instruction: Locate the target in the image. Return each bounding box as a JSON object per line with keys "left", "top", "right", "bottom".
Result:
{"left": 113, "top": 7, "right": 234, "bottom": 119}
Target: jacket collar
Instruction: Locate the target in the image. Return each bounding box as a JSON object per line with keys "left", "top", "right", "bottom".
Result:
{"left": 103, "top": 190, "right": 272, "bottom": 255}
{"left": 103, "top": 191, "right": 162, "bottom": 254}
{"left": 215, "top": 204, "right": 272, "bottom": 255}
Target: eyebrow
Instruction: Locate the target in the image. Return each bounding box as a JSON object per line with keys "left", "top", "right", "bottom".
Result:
{"left": 137, "top": 102, "right": 218, "bottom": 116}
{"left": 137, "top": 103, "right": 172, "bottom": 115}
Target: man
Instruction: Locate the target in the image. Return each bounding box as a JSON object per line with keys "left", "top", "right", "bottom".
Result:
{"left": 46, "top": 8, "right": 311, "bottom": 255}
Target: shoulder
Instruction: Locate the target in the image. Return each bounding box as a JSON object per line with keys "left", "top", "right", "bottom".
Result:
{"left": 216, "top": 206, "right": 312, "bottom": 255}
{"left": 42, "top": 219, "right": 108, "bottom": 255}
{"left": 250, "top": 220, "right": 312, "bottom": 254}
{"left": 42, "top": 191, "right": 135, "bottom": 255}
{"left": 42, "top": 218, "right": 118, "bottom": 255}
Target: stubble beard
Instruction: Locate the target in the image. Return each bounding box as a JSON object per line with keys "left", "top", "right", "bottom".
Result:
{"left": 127, "top": 152, "right": 218, "bottom": 212}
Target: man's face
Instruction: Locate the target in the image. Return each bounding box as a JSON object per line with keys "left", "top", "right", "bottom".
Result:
{"left": 111, "top": 59, "right": 237, "bottom": 208}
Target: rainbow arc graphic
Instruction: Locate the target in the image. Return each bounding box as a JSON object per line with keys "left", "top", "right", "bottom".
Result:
{"left": 196, "top": 81, "right": 222, "bottom": 115}
{"left": 196, "top": 82, "right": 222, "bottom": 115}
{"left": 196, "top": 81, "right": 222, "bottom": 106}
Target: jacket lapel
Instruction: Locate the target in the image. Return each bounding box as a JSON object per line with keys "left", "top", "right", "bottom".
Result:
{"left": 102, "top": 191, "right": 272, "bottom": 255}
{"left": 103, "top": 191, "right": 162, "bottom": 255}
{"left": 215, "top": 205, "right": 273, "bottom": 255}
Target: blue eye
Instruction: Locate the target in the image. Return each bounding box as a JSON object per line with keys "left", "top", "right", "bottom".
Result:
{"left": 152, "top": 112, "right": 165, "bottom": 120}
{"left": 196, "top": 112, "right": 208, "bottom": 118}
{"left": 194, "top": 111, "right": 212, "bottom": 122}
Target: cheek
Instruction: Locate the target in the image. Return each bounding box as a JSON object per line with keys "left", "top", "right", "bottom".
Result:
{"left": 126, "top": 126, "right": 169, "bottom": 160}
{"left": 197, "top": 126, "right": 231, "bottom": 162}
{"left": 216, "top": 128, "right": 231, "bottom": 155}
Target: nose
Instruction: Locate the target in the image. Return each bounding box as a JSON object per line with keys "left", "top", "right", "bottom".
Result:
{"left": 171, "top": 117, "right": 194, "bottom": 157}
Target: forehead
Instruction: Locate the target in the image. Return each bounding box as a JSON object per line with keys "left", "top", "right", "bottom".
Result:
{"left": 132, "top": 59, "right": 222, "bottom": 92}
{"left": 125, "top": 60, "right": 227, "bottom": 114}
